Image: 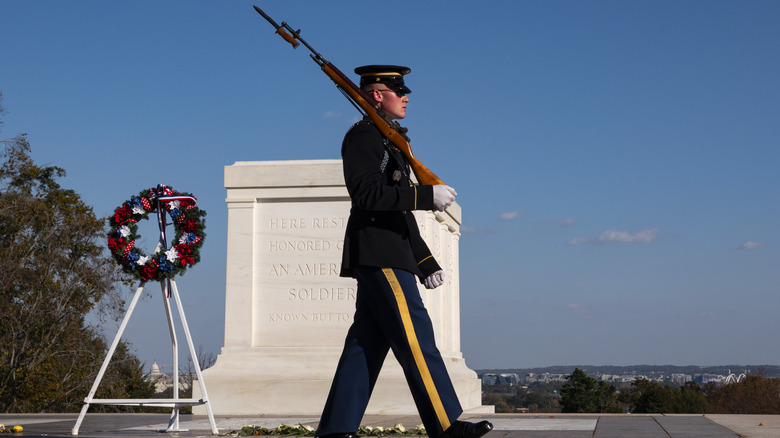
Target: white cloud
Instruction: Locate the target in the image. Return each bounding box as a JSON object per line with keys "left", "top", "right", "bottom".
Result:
{"left": 600, "top": 228, "right": 658, "bottom": 243}
{"left": 553, "top": 218, "right": 576, "bottom": 227}
{"left": 569, "top": 227, "right": 659, "bottom": 245}
{"left": 323, "top": 110, "right": 342, "bottom": 118}
{"left": 566, "top": 303, "right": 588, "bottom": 315}
{"left": 499, "top": 211, "right": 521, "bottom": 221}
{"left": 463, "top": 211, "right": 524, "bottom": 233}
{"left": 738, "top": 241, "right": 763, "bottom": 250}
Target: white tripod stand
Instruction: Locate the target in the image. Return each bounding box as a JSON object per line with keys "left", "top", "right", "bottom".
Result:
{"left": 72, "top": 194, "right": 218, "bottom": 435}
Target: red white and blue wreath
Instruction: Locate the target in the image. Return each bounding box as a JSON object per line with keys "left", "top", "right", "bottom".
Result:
{"left": 107, "top": 184, "right": 206, "bottom": 282}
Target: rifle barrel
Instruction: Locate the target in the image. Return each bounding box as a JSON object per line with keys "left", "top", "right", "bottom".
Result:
{"left": 253, "top": 5, "right": 299, "bottom": 48}
{"left": 253, "top": 5, "right": 280, "bottom": 28}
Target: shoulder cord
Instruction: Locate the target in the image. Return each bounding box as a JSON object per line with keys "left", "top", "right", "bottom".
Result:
{"left": 360, "top": 119, "right": 408, "bottom": 183}
{"left": 380, "top": 138, "right": 412, "bottom": 184}
{"left": 380, "top": 147, "right": 390, "bottom": 173}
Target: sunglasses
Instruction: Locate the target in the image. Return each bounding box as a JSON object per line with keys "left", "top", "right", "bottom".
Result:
{"left": 375, "top": 88, "right": 407, "bottom": 98}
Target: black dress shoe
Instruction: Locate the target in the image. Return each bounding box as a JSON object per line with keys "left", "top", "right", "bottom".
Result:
{"left": 440, "top": 420, "right": 494, "bottom": 438}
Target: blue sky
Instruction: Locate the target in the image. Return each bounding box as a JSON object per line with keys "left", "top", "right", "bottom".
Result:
{"left": 2, "top": 1, "right": 778, "bottom": 371}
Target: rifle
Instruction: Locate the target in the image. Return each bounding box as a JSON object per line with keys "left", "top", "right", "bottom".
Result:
{"left": 252, "top": 5, "right": 444, "bottom": 186}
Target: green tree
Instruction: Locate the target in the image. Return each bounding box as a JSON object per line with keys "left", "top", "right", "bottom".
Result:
{"left": 523, "top": 391, "right": 554, "bottom": 412}
{"left": 621, "top": 378, "right": 692, "bottom": 414}
{"left": 620, "top": 379, "right": 711, "bottom": 414}
{"left": 596, "top": 380, "right": 622, "bottom": 413}
{"left": 676, "top": 381, "right": 709, "bottom": 414}
{"left": 482, "top": 393, "right": 509, "bottom": 413}
{"left": 90, "top": 341, "right": 157, "bottom": 412}
{"left": 482, "top": 381, "right": 563, "bottom": 413}
{"left": 560, "top": 368, "right": 599, "bottom": 413}
{"left": 0, "top": 97, "right": 153, "bottom": 411}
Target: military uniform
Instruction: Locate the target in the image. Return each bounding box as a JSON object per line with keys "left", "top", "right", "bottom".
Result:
{"left": 315, "top": 66, "right": 464, "bottom": 438}
{"left": 339, "top": 120, "right": 442, "bottom": 279}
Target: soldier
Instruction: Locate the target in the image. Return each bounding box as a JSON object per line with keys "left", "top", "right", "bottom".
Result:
{"left": 315, "top": 65, "right": 492, "bottom": 438}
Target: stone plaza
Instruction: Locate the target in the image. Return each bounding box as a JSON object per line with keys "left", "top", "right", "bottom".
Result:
{"left": 4, "top": 412, "right": 779, "bottom": 438}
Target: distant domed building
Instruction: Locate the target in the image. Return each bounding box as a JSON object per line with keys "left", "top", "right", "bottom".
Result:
{"left": 145, "top": 361, "right": 194, "bottom": 394}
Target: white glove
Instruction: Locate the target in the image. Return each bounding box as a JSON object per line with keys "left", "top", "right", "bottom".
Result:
{"left": 423, "top": 270, "right": 446, "bottom": 289}
{"left": 432, "top": 185, "right": 457, "bottom": 211}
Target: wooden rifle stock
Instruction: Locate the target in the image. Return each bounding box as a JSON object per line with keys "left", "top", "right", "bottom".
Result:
{"left": 253, "top": 5, "right": 445, "bottom": 186}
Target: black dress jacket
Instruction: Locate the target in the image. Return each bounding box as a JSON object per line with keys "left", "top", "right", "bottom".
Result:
{"left": 340, "top": 119, "right": 442, "bottom": 280}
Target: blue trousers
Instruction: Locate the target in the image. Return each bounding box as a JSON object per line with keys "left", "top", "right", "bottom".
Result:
{"left": 316, "top": 267, "right": 463, "bottom": 438}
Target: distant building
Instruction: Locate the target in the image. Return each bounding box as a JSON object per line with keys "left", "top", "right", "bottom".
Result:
{"left": 671, "top": 374, "right": 692, "bottom": 385}
{"left": 146, "top": 361, "right": 193, "bottom": 394}
{"left": 499, "top": 373, "right": 521, "bottom": 386}
{"left": 695, "top": 373, "right": 721, "bottom": 384}
{"left": 481, "top": 373, "right": 521, "bottom": 386}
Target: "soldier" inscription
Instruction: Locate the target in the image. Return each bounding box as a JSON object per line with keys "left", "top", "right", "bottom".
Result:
{"left": 288, "top": 287, "right": 355, "bottom": 300}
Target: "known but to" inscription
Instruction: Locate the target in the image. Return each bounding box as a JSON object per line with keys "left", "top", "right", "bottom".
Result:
{"left": 267, "top": 312, "right": 352, "bottom": 323}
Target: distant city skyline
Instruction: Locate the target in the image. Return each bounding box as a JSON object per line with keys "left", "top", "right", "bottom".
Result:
{"left": 480, "top": 366, "right": 761, "bottom": 386}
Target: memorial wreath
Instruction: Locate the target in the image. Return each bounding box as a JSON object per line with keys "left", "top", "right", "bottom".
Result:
{"left": 107, "top": 184, "right": 206, "bottom": 282}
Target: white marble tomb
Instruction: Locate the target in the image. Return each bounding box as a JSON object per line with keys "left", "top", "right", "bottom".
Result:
{"left": 194, "top": 160, "right": 489, "bottom": 415}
